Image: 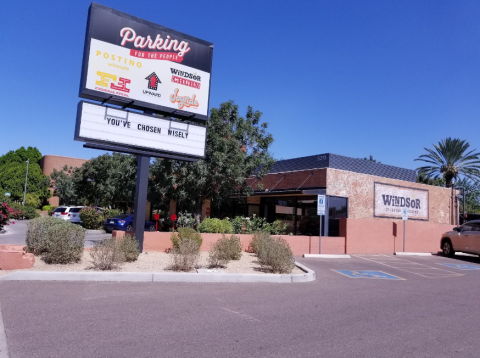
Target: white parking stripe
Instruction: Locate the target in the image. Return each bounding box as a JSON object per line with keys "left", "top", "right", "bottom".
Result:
{"left": 354, "top": 255, "right": 463, "bottom": 278}
{"left": 0, "top": 302, "right": 9, "bottom": 358}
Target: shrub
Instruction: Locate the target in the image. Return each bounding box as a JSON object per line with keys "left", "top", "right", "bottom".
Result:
{"left": 170, "top": 237, "right": 201, "bottom": 271}
{"left": 249, "top": 231, "right": 271, "bottom": 254}
{"left": 22, "top": 206, "right": 40, "bottom": 220}
{"left": 197, "top": 218, "right": 233, "bottom": 234}
{"left": 176, "top": 211, "right": 197, "bottom": 228}
{"left": 170, "top": 227, "right": 203, "bottom": 250}
{"left": 118, "top": 233, "right": 140, "bottom": 262}
{"left": 48, "top": 206, "right": 57, "bottom": 216}
{"left": 79, "top": 206, "right": 104, "bottom": 229}
{"left": 104, "top": 208, "right": 121, "bottom": 219}
{"left": 0, "top": 202, "right": 12, "bottom": 231}
{"left": 25, "top": 193, "right": 41, "bottom": 208}
{"left": 208, "top": 234, "right": 242, "bottom": 268}
{"left": 26, "top": 216, "right": 63, "bottom": 254}
{"left": 254, "top": 234, "right": 295, "bottom": 274}
{"left": 90, "top": 236, "right": 125, "bottom": 270}
{"left": 230, "top": 215, "right": 287, "bottom": 235}
{"left": 42, "top": 205, "right": 51, "bottom": 212}
{"left": 8, "top": 203, "right": 24, "bottom": 220}
{"left": 42, "top": 221, "right": 86, "bottom": 264}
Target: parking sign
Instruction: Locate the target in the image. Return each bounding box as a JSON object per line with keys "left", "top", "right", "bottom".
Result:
{"left": 402, "top": 207, "right": 408, "bottom": 221}
{"left": 317, "top": 195, "right": 326, "bottom": 215}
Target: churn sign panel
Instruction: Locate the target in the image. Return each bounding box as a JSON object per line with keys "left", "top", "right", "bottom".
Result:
{"left": 374, "top": 182, "right": 429, "bottom": 221}
{"left": 79, "top": 3, "right": 213, "bottom": 121}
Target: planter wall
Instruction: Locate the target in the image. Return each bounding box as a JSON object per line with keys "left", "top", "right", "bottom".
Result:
{"left": 112, "top": 231, "right": 346, "bottom": 255}
{"left": 0, "top": 245, "right": 35, "bottom": 270}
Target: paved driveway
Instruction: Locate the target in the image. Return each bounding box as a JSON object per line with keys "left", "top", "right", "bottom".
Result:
{"left": 0, "top": 220, "right": 107, "bottom": 247}
{"left": 1, "top": 254, "right": 480, "bottom": 357}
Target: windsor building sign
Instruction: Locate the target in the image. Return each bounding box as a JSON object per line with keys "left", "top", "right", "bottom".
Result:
{"left": 79, "top": 2, "right": 213, "bottom": 122}
{"left": 374, "top": 182, "right": 429, "bottom": 221}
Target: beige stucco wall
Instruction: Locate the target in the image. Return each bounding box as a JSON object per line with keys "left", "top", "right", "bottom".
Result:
{"left": 326, "top": 168, "right": 454, "bottom": 224}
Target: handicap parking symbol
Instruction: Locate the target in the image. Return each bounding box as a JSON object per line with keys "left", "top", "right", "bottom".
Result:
{"left": 439, "top": 263, "right": 480, "bottom": 271}
{"left": 334, "top": 270, "right": 403, "bottom": 280}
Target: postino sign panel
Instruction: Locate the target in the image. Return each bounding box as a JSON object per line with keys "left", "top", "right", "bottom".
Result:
{"left": 374, "top": 182, "right": 429, "bottom": 221}
{"left": 75, "top": 101, "right": 207, "bottom": 158}
{"left": 79, "top": 3, "right": 213, "bottom": 122}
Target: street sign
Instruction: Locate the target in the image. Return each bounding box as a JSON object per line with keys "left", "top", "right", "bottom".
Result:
{"left": 402, "top": 207, "right": 408, "bottom": 221}
{"left": 317, "top": 195, "right": 326, "bottom": 215}
{"left": 4, "top": 193, "right": 10, "bottom": 196}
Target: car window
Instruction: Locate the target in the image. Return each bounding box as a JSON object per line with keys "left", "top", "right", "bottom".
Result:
{"left": 113, "top": 214, "right": 130, "bottom": 219}
{"left": 54, "top": 208, "right": 67, "bottom": 213}
{"left": 69, "top": 208, "right": 81, "bottom": 213}
{"left": 460, "top": 225, "right": 473, "bottom": 232}
{"left": 470, "top": 223, "right": 480, "bottom": 232}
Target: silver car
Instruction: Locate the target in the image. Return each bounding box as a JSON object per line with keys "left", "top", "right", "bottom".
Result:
{"left": 51, "top": 206, "right": 74, "bottom": 221}
{"left": 441, "top": 220, "right": 480, "bottom": 257}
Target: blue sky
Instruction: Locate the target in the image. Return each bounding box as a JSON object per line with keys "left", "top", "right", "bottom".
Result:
{"left": 1, "top": 0, "right": 479, "bottom": 170}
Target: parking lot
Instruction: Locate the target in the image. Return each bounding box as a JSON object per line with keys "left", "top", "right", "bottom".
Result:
{"left": 1, "top": 252, "right": 480, "bottom": 358}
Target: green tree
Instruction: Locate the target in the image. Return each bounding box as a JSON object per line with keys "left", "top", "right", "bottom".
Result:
{"left": 74, "top": 153, "right": 137, "bottom": 209}
{"left": 151, "top": 101, "right": 275, "bottom": 216}
{"left": 416, "top": 172, "right": 446, "bottom": 187}
{"left": 0, "top": 147, "right": 50, "bottom": 202}
{"left": 50, "top": 166, "right": 79, "bottom": 206}
{"left": 363, "top": 155, "right": 381, "bottom": 163}
{"left": 415, "top": 137, "right": 480, "bottom": 188}
{"left": 454, "top": 178, "right": 480, "bottom": 214}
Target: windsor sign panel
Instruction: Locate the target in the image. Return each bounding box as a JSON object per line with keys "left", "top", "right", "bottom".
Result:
{"left": 79, "top": 3, "right": 213, "bottom": 122}
{"left": 374, "top": 182, "right": 429, "bottom": 221}
{"left": 75, "top": 101, "right": 207, "bottom": 158}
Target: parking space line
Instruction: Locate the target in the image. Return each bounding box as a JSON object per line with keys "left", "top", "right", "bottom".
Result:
{"left": 438, "top": 263, "right": 480, "bottom": 271}
{"left": 332, "top": 270, "right": 405, "bottom": 280}
{"left": 354, "top": 255, "right": 463, "bottom": 278}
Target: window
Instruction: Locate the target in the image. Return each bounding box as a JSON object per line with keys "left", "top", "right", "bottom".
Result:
{"left": 69, "top": 208, "right": 81, "bottom": 213}
{"left": 460, "top": 225, "right": 473, "bottom": 232}
{"left": 54, "top": 208, "right": 67, "bottom": 213}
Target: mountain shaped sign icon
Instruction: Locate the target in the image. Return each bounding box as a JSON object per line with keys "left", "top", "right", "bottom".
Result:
{"left": 145, "top": 72, "right": 161, "bottom": 90}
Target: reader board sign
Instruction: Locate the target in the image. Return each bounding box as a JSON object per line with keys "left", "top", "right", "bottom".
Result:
{"left": 317, "top": 195, "right": 326, "bottom": 215}
{"left": 75, "top": 101, "right": 207, "bottom": 158}
{"left": 79, "top": 3, "right": 213, "bottom": 122}
{"left": 374, "top": 182, "right": 429, "bottom": 221}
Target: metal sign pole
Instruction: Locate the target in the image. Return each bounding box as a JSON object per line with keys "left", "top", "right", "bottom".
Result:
{"left": 403, "top": 220, "right": 405, "bottom": 253}
{"left": 133, "top": 155, "right": 150, "bottom": 253}
{"left": 319, "top": 216, "right": 322, "bottom": 254}
{"left": 402, "top": 207, "right": 408, "bottom": 252}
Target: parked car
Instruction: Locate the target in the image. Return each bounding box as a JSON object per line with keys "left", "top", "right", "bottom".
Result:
{"left": 51, "top": 206, "right": 75, "bottom": 221}
{"left": 103, "top": 214, "right": 155, "bottom": 233}
{"left": 441, "top": 220, "right": 480, "bottom": 257}
{"left": 66, "top": 207, "right": 84, "bottom": 224}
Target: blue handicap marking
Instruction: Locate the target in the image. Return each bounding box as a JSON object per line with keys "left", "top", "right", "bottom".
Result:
{"left": 440, "top": 263, "right": 480, "bottom": 271}
{"left": 334, "top": 270, "right": 403, "bottom": 280}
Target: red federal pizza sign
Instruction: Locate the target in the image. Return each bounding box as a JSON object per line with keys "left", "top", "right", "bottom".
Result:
{"left": 79, "top": 3, "right": 213, "bottom": 122}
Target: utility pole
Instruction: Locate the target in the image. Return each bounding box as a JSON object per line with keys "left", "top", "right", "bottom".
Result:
{"left": 22, "top": 159, "right": 29, "bottom": 206}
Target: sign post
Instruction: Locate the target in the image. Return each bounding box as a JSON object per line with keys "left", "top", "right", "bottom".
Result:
{"left": 402, "top": 207, "right": 408, "bottom": 252}
{"left": 317, "top": 195, "right": 326, "bottom": 254}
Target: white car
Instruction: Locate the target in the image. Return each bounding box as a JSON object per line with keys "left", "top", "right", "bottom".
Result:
{"left": 441, "top": 220, "right": 480, "bottom": 257}
{"left": 52, "top": 206, "right": 84, "bottom": 224}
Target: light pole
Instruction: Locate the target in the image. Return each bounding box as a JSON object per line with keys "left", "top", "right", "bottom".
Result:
{"left": 22, "top": 159, "right": 30, "bottom": 206}
{"left": 87, "top": 178, "right": 98, "bottom": 207}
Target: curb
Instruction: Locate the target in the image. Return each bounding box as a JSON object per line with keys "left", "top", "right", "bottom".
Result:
{"left": 303, "top": 254, "right": 351, "bottom": 259}
{"left": 0, "top": 262, "right": 315, "bottom": 283}
{"left": 86, "top": 230, "right": 106, "bottom": 234}
{"left": 394, "top": 252, "right": 432, "bottom": 256}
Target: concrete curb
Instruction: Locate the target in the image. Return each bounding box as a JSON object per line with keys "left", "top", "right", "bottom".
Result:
{"left": 0, "top": 302, "right": 9, "bottom": 358}
{"left": 0, "top": 262, "right": 315, "bottom": 283}
{"left": 303, "top": 254, "right": 351, "bottom": 259}
{"left": 394, "top": 252, "right": 433, "bottom": 256}
{"left": 86, "top": 229, "right": 106, "bottom": 234}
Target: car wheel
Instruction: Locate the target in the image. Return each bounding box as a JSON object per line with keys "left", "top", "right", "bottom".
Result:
{"left": 126, "top": 225, "right": 133, "bottom": 232}
{"left": 149, "top": 225, "right": 155, "bottom": 232}
{"left": 442, "top": 239, "right": 455, "bottom": 257}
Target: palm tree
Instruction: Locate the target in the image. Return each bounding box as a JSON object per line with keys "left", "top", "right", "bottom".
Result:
{"left": 415, "top": 137, "right": 480, "bottom": 188}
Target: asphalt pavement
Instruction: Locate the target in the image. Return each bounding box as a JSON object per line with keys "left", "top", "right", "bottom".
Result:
{"left": 1, "top": 253, "right": 480, "bottom": 358}
{"left": 0, "top": 219, "right": 108, "bottom": 248}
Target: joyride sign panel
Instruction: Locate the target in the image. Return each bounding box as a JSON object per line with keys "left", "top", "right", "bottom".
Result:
{"left": 79, "top": 3, "right": 213, "bottom": 122}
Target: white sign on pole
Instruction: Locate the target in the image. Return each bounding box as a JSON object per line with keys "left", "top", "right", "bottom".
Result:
{"left": 317, "top": 195, "right": 326, "bottom": 215}
{"left": 75, "top": 101, "right": 207, "bottom": 158}
{"left": 402, "top": 207, "right": 408, "bottom": 221}
{"left": 4, "top": 193, "right": 10, "bottom": 196}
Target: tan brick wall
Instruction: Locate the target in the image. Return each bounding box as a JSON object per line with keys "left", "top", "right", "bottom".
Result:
{"left": 326, "top": 168, "right": 454, "bottom": 224}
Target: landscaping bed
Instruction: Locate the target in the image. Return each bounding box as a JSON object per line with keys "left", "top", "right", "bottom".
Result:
{"left": 1, "top": 251, "right": 304, "bottom": 275}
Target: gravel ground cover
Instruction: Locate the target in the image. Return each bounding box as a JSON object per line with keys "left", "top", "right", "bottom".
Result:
{"left": 1, "top": 251, "right": 303, "bottom": 275}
